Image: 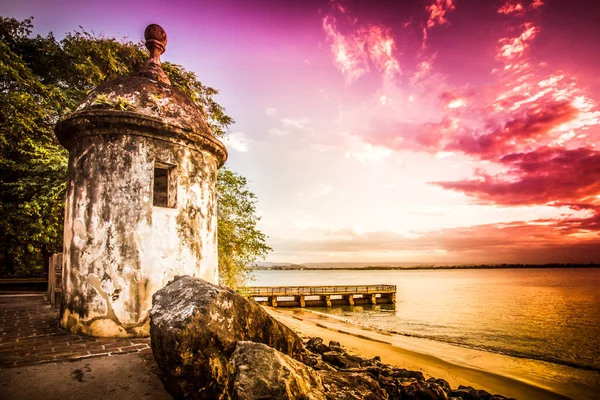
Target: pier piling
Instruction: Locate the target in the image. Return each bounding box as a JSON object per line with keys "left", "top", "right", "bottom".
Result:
{"left": 345, "top": 294, "right": 355, "bottom": 306}
{"left": 298, "top": 295, "right": 306, "bottom": 308}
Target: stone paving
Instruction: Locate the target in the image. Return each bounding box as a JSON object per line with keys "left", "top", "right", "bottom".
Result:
{"left": 0, "top": 294, "right": 151, "bottom": 368}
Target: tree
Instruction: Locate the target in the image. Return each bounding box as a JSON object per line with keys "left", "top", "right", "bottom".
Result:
{"left": 217, "top": 168, "right": 271, "bottom": 288}
{"left": 0, "top": 17, "right": 67, "bottom": 276}
{"left": 0, "top": 16, "right": 270, "bottom": 286}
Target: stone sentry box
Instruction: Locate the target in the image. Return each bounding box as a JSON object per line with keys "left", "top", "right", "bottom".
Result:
{"left": 54, "top": 25, "right": 227, "bottom": 337}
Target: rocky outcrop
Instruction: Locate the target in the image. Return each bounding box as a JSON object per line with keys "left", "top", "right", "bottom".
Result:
{"left": 303, "top": 338, "right": 511, "bottom": 400}
{"left": 229, "top": 341, "right": 326, "bottom": 400}
{"left": 228, "top": 341, "right": 388, "bottom": 400}
{"left": 150, "top": 275, "right": 513, "bottom": 400}
{"left": 150, "top": 275, "right": 304, "bottom": 399}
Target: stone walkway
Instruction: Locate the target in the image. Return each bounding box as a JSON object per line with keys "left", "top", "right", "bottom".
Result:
{"left": 0, "top": 294, "right": 151, "bottom": 369}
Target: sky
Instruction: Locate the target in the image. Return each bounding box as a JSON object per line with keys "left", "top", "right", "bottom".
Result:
{"left": 3, "top": 0, "right": 600, "bottom": 264}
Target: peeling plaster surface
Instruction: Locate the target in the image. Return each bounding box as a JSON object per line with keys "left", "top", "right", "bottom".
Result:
{"left": 59, "top": 118, "right": 222, "bottom": 337}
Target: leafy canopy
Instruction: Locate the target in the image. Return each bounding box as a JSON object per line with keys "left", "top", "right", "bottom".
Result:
{"left": 0, "top": 16, "right": 270, "bottom": 286}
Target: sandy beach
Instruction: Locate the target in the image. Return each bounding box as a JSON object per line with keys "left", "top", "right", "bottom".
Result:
{"left": 264, "top": 307, "right": 575, "bottom": 400}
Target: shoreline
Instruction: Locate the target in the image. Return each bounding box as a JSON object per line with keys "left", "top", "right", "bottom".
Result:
{"left": 264, "top": 307, "right": 577, "bottom": 400}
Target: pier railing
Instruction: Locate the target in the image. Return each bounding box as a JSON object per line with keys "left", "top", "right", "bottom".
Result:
{"left": 239, "top": 284, "right": 396, "bottom": 297}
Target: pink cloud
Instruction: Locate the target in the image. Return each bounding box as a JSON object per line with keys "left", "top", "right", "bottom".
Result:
{"left": 322, "top": 15, "right": 370, "bottom": 84}
{"left": 364, "top": 26, "right": 401, "bottom": 78}
{"left": 496, "top": 22, "right": 539, "bottom": 60}
{"left": 276, "top": 221, "right": 600, "bottom": 263}
{"left": 440, "top": 90, "right": 474, "bottom": 110}
{"left": 531, "top": 0, "right": 544, "bottom": 9}
{"left": 426, "top": 0, "right": 456, "bottom": 29}
{"left": 358, "top": 116, "right": 462, "bottom": 153}
{"left": 447, "top": 101, "right": 579, "bottom": 158}
{"left": 321, "top": 9, "right": 400, "bottom": 83}
{"left": 498, "top": 2, "right": 525, "bottom": 16}
{"left": 420, "top": 0, "right": 456, "bottom": 50}
{"left": 322, "top": 0, "right": 460, "bottom": 86}
{"left": 498, "top": 0, "right": 544, "bottom": 15}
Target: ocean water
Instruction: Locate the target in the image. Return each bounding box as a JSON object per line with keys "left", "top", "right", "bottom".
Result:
{"left": 251, "top": 268, "right": 600, "bottom": 397}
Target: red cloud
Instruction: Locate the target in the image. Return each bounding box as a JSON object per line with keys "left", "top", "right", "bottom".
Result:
{"left": 555, "top": 207, "right": 600, "bottom": 232}
{"left": 363, "top": 99, "right": 581, "bottom": 158}
{"left": 432, "top": 146, "right": 600, "bottom": 215}
{"left": 447, "top": 101, "right": 579, "bottom": 158}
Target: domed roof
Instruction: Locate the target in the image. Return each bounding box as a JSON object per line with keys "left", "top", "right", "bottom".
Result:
{"left": 55, "top": 24, "right": 227, "bottom": 166}
{"left": 72, "top": 75, "right": 211, "bottom": 134}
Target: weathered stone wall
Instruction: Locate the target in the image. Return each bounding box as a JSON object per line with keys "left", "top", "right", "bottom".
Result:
{"left": 60, "top": 130, "right": 219, "bottom": 337}
{"left": 47, "top": 253, "right": 63, "bottom": 307}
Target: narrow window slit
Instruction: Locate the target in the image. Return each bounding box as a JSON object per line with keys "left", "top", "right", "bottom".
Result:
{"left": 153, "top": 162, "right": 176, "bottom": 208}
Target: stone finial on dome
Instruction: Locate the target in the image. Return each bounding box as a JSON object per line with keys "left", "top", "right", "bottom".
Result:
{"left": 139, "top": 24, "right": 171, "bottom": 85}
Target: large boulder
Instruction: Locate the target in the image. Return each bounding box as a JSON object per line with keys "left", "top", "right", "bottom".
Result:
{"left": 150, "top": 275, "right": 304, "bottom": 399}
{"left": 229, "top": 341, "right": 326, "bottom": 400}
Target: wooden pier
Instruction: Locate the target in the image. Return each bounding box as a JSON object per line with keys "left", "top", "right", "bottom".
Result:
{"left": 239, "top": 285, "right": 396, "bottom": 308}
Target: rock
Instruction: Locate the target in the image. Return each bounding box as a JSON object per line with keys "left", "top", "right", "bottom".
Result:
{"left": 229, "top": 341, "right": 390, "bottom": 400}
{"left": 449, "top": 385, "right": 497, "bottom": 400}
{"left": 319, "top": 371, "right": 389, "bottom": 400}
{"left": 150, "top": 275, "right": 304, "bottom": 399}
{"left": 378, "top": 375, "right": 402, "bottom": 399}
{"left": 476, "top": 390, "right": 493, "bottom": 400}
{"left": 423, "top": 382, "right": 449, "bottom": 400}
{"left": 428, "top": 378, "right": 452, "bottom": 393}
{"left": 318, "top": 344, "right": 380, "bottom": 370}
{"left": 328, "top": 341, "right": 344, "bottom": 352}
{"left": 229, "top": 341, "right": 326, "bottom": 400}
{"left": 306, "top": 337, "right": 332, "bottom": 354}
{"left": 345, "top": 366, "right": 382, "bottom": 379}
{"left": 301, "top": 351, "right": 337, "bottom": 372}
{"left": 389, "top": 367, "right": 425, "bottom": 381}
{"left": 321, "top": 351, "right": 364, "bottom": 369}
{"left": 449, "top": 386, "right": 478, "bottom": 400}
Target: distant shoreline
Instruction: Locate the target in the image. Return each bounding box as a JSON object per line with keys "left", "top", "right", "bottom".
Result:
{"left": 253, "top": 263, "right": 600, "bottom": 271}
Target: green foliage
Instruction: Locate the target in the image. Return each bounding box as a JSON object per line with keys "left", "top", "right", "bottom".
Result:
{"left": 217, "top": 168, "right": 272, "bottom": 288}
{"left": 0, "top": 17, "right": 68, "bottom": 275}
{"left": 0, "top": 16, "right": 269, "bottom": 282}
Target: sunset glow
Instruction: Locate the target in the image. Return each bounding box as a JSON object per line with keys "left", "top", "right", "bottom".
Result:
{"left": 4, "top": 0, "right": 600, "bottom": 264}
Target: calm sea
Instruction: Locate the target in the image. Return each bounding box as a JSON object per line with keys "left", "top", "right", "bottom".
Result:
{"left": 251, "top": 268, "right": 600, "bottom": 397}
